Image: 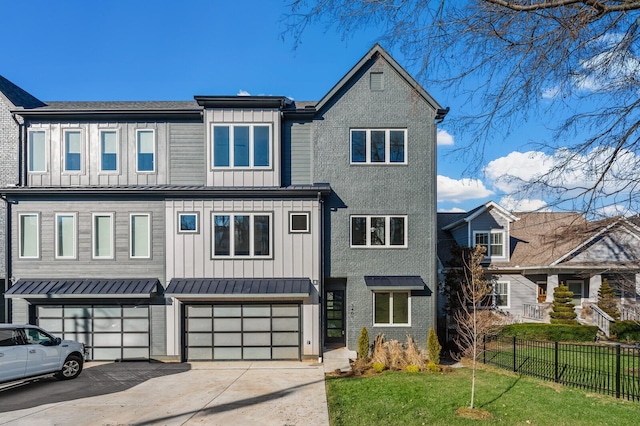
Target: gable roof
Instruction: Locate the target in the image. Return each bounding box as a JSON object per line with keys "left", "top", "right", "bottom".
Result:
{"left": 315, "top": 43, "right": 442, "bottom": 113}
{"left": 442, "top": 201, "right": 518, "bottom": 231}
{"left": 0, "top": 75, "right": 45, "bottom": 109}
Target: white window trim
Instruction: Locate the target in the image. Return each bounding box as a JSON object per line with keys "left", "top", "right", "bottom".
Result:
{"left": 211, "top": 123, "right": 273, "bottom": 170}
{"left": 130, "top": 213, "right": 152, "bottom": 259}
{"left": 372, "top": 291, "right": 412, "bottom": 327}
{"left": 473, "top": 230, "right": 506, "bottom": 259}
{"left": 211, "top": 212, "right": 273, "bottom": 259}
{"left": 27, "top": 129, "right": 47, "bottom": 173}
{"left": 136, "top": 129, "right": 156, "bottom": 173}
{"left": 92, "top": 213, "right": 115, "bottom": 260}
{"left": 62, "top": 129, "right": 84, "bottom": 173}
{"left": 494, "top": 281, "right": 510, "bottom": 309}
{"left": 55, "top": 213, "right": 77, "bottom": 259}
{"left": 350, "top": 128, "right": 408, "bottom": 165}
{"left": 350, "top": 215, "right": 408, "bottom": 248}
{"left": 99, "top": 129, "right": 119, "bottom": 174}
{"left": 289, "top": 211, "right": 311, "bottom": 234}
{"left": 178, "top": 212, "right": 199, "bottom": 234}
{"left": 18, "top": 213, "right": 40, "bottom": 259}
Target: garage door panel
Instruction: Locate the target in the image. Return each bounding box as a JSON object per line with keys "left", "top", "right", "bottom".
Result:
{"left": 64, "top": 333, "right": 91, "bottom": 346}
{"left": 93, "top": 348, "right": 121, "bottom": 360}
{"left": 214, "top": 347, "right": 242, "bottom": 360}
{"left": 123, "top": 318, "right": 149, "bottom": 332}
{"left": 64, "top": 318, "right": 91, "bottom": 333}
{"left": 94, "top": 318, "right": 121, "bottom": 332}
{"left": 94, "top": 306, "right": 121, "bottom": 317}
{"left": 272, "top": 332, "right": 299, "bottom": 346}
{"left": 123, "top": 333, "right": 149, "bottom": 346}
{"left": 39, "top": 319, "right": 63, "bottom": 333}
{"left": 123, "top": 307, "right": 149, "bottom": 317}
{"left": 185, "top": 303, "right": 300, "bottom": 361}
{"left": 215, "top": 318, "right": 241, "bottom": 331}
{"left": 243, "top": 318, "right": 270, "bottom": 331}
{"left": 94, "top": 333, "right": 122, "bottom": 346}
{"left": 123, "top": 348, "right": 149, "bottom": 358}
{"left": 214, "top": 333, "right": 242, "bottom": 346}
{"left": 188, "top": 318, "right": 212, "bottom": 332}
{"left": 243, "top": 347, "right": 271, "bottom": 359}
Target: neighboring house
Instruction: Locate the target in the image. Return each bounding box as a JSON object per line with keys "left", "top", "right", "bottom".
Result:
{"left": 437, "top": 201, "right": 640, "bottom": 332}
{"left": 0, "top": 76, "right": 46, "bottom": 322}
{"left": 0, "top": 44, "right": 445, "bottom": 361}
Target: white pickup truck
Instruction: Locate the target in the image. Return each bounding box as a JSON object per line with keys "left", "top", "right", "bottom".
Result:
{"left": 0, "top": 324, "right": 86, "bottom": 384}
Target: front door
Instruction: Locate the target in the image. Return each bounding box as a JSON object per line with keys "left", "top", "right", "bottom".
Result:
{"left": 537, "top": 283, "right": 547, "bottom": 303}
{"left": 325, "top": 290, "right": 345, "bottom": 346}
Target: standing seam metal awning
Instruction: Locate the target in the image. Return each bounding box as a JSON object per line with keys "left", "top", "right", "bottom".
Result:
{"left": 5, "top": 279, "right": 160, "bottom": 299}
{"left": 364, "top": 276, "right": 426, "bottom": 291}
{"left": 165, "top": 278, "right": 312, "bottom": 299}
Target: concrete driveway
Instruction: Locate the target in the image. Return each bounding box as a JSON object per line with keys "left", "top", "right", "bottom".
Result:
{"left": 0, "top": 361, "right": 329, "bottom": 425}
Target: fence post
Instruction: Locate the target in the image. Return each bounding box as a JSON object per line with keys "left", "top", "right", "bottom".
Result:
{"left": 554, "top": 341, "right": 559, "bottom": 383}
{"left": 483, "top": 335, "right": 486, "bottom": 364}
{"left": 616, "top": 344, "right": 621, "bottom": 399}
{"left": 513, "top": 336, "right": 517, "bottom": 372}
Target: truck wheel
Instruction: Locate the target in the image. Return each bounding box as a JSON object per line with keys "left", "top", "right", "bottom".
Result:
{"left": 56, "top": 355, "right": 83, "bottom": 380}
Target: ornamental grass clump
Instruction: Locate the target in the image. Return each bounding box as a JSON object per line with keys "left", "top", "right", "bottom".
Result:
{"left": 371, "top": 334, "right": 388, "bottom": 369}
{"left": 388, "top": 339, "right": 407, "bottom": 371}
{"left": 404, "top": 335, "right": 424, "bottom": 371}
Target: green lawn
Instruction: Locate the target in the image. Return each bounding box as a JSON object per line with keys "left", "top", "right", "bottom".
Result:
{"left": 325, "top": 365, "right": 640, "bottom": 426}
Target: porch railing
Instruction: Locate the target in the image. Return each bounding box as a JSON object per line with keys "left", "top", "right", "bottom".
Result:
{"left": 591, "top": 304, "right": 615, "bottom": 337}
{"left": 621, "top": 305, "right": 640, "bottom": 322}
{"left": 522, "top": 303, "right": 546, "bottom": 321}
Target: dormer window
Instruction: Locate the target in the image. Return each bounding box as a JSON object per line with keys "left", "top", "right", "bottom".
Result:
{"left": 474, "top": 230, "right": 505, "bottom": 258}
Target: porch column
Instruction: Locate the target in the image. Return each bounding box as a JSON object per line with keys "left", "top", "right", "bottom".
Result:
{"left": 546, "top": 274, "right": 559, "bottom": 303}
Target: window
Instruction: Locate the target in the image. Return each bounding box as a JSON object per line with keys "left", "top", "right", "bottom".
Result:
{"left": 374, "top": 292, "right": 410, "bottom": 325}
{"left": 493, "top": 281, "right": 509, "bottom": 308}
{"left": 289, "top": 212, "right": 310, "bottom": 233}
{"left": 474, "top": 231, "right": 505, "bottom": 258}
{"left": 19, "top": 213, "right": 39, "bottom": 258}
{"left": 350, "top": 215, "right": 407, "bottom": 248}
{"left": 350, "top": 129, "right": 406, "bottom": 164}
{"left": 55, "top": 213, "right": 76, "bottom": 259}
{"left": 93, "top": 213, "right": 114, "bottom": 259}
{"left": 63, "top": 130, "right": 82, "bottom": 172}
{"left": 212, "top": 124, "right": 271, "bottom": 168}
{"left": 100, "top": 130, "right": 118, "bottom": 172}
{"left": 136, "top": 130, "right": 155, "bottom": 172}
{"left": 28, "top": 130, "right": 46, "bottom": 172}
{"left": 370, "top": 72, "right": 384, "bottom": 91}
{"left": 130, "top": 214, "right": 151, "bottom": 258}
{"left": 213, "top": 213, "right": 271, "bottom": 258}
{"left": 178, "top": 212, "right": 199, "bottom": 233}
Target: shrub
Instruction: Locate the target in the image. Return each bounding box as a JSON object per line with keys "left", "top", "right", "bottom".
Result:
{"left": 406, "top": 365, "right": 420, "bottom": 373}
{"left": 611, "top": 321, "right": 640, "bottom": 342}
{"left": 372, "top": 362, "right": 386, "bottom": 373}
{"left": 427, "top": 327, "right": 442, "bottom": 365}
{"left": 357, "top": 327, "right": 370, "bottom": 360}
{"left": 549, "top": 284, "right": 578, "bottom": 325}
{"left": 426, "top": 361, "right": 441, "bottom": 373}
{"left": 499, "top": 323, "right": 598, "bottom": 341}
{"left": 597, "top": 278, "right": 620, "bottom": 320}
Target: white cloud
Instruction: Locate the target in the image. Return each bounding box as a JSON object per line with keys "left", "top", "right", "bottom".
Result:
{"left": 438, "top": 207, "right": 466, "bottom": 213}
{"left": 541, "top": 86, "right": 560, "bottom": 99}
{"left": 484, "top": 151, "right": 552, "bottom": 193}
{"left": 499, "top": 196, "right": 549, "bottom": 212}
{"left": 237, "top": 90, "right": 251, "bottom": 96}
{"left": 597, "top": 204, "right": 633, "bottom": 218}
{"left": 437, "top": 129, "right": 454, "bottom": 146}
{"left": 437, "top": 175, "right": 494, "bottom": 203}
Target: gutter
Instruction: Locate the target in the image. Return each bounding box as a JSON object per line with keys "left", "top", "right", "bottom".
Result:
{"left": 0, "top": 195, "right": 12, "bottom": 323}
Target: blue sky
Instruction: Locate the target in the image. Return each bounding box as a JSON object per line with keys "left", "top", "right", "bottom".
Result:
{"left": 0, "top": 0, "right": 567, "bottom": 213}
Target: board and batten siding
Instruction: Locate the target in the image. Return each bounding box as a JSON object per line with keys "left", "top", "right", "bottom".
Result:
{"left": 168, "top": 122, "right": 205, "bottom": 185}
{"left": 26, "top": 121, "right": 169, "bottom": 187}
{"left": 165, "top": 199, "right": 320, "bottom": 283}
{"left": 282, "top": 121, "right": 312, "bottom": 186}
{"left": 203, "top": 109, "right": 281, "bottom": 187}
{"left": 11, "top": 200, "right": 165, "bottom": 281}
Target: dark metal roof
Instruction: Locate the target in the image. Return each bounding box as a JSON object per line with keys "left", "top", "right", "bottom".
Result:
{"left": 0, "top": 75, "right": 45, "bottom": 108}
{"left": 0, "top": 184, "right": 331, "bottom": 198}
{"left": 166, "top": 278, "right": 312, "bottom": 298}
{"left": 364, "top": 276, "right": 426, "bottom": 291}
{"left": 5, "top": 279, "right": 159, "bottom": 299}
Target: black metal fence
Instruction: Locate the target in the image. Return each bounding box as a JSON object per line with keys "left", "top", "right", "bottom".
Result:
{"left": 483, "top": 336, "right": 640, "bottom": 401}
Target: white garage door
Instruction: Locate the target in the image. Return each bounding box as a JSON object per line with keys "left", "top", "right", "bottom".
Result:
{"left": 185, "top": 304, "right": 300, "bottom": 360}
{"left": 36, "top": 305, "right": 150, "bottom": 360}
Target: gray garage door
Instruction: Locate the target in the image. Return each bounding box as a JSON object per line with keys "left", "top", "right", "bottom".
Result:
{"left": 36, "top": 305, "right": 150, "bottom": 360}
{"left": 185, "top": 304, "right": 300, "bottom": 360}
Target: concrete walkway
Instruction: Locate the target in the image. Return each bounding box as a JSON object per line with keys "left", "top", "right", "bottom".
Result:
{"left": 0, "top": 361, "right": 329, "bottom": 426}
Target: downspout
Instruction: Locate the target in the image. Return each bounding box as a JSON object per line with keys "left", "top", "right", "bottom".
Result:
{"left": 0, "top": 195, "right": 12, "bottom": 323}
{"left": 11, "top": 113, "right": 25, "bottom": 186}
{"left": 318, "top": 190, "right": 324, "bottom": 363}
